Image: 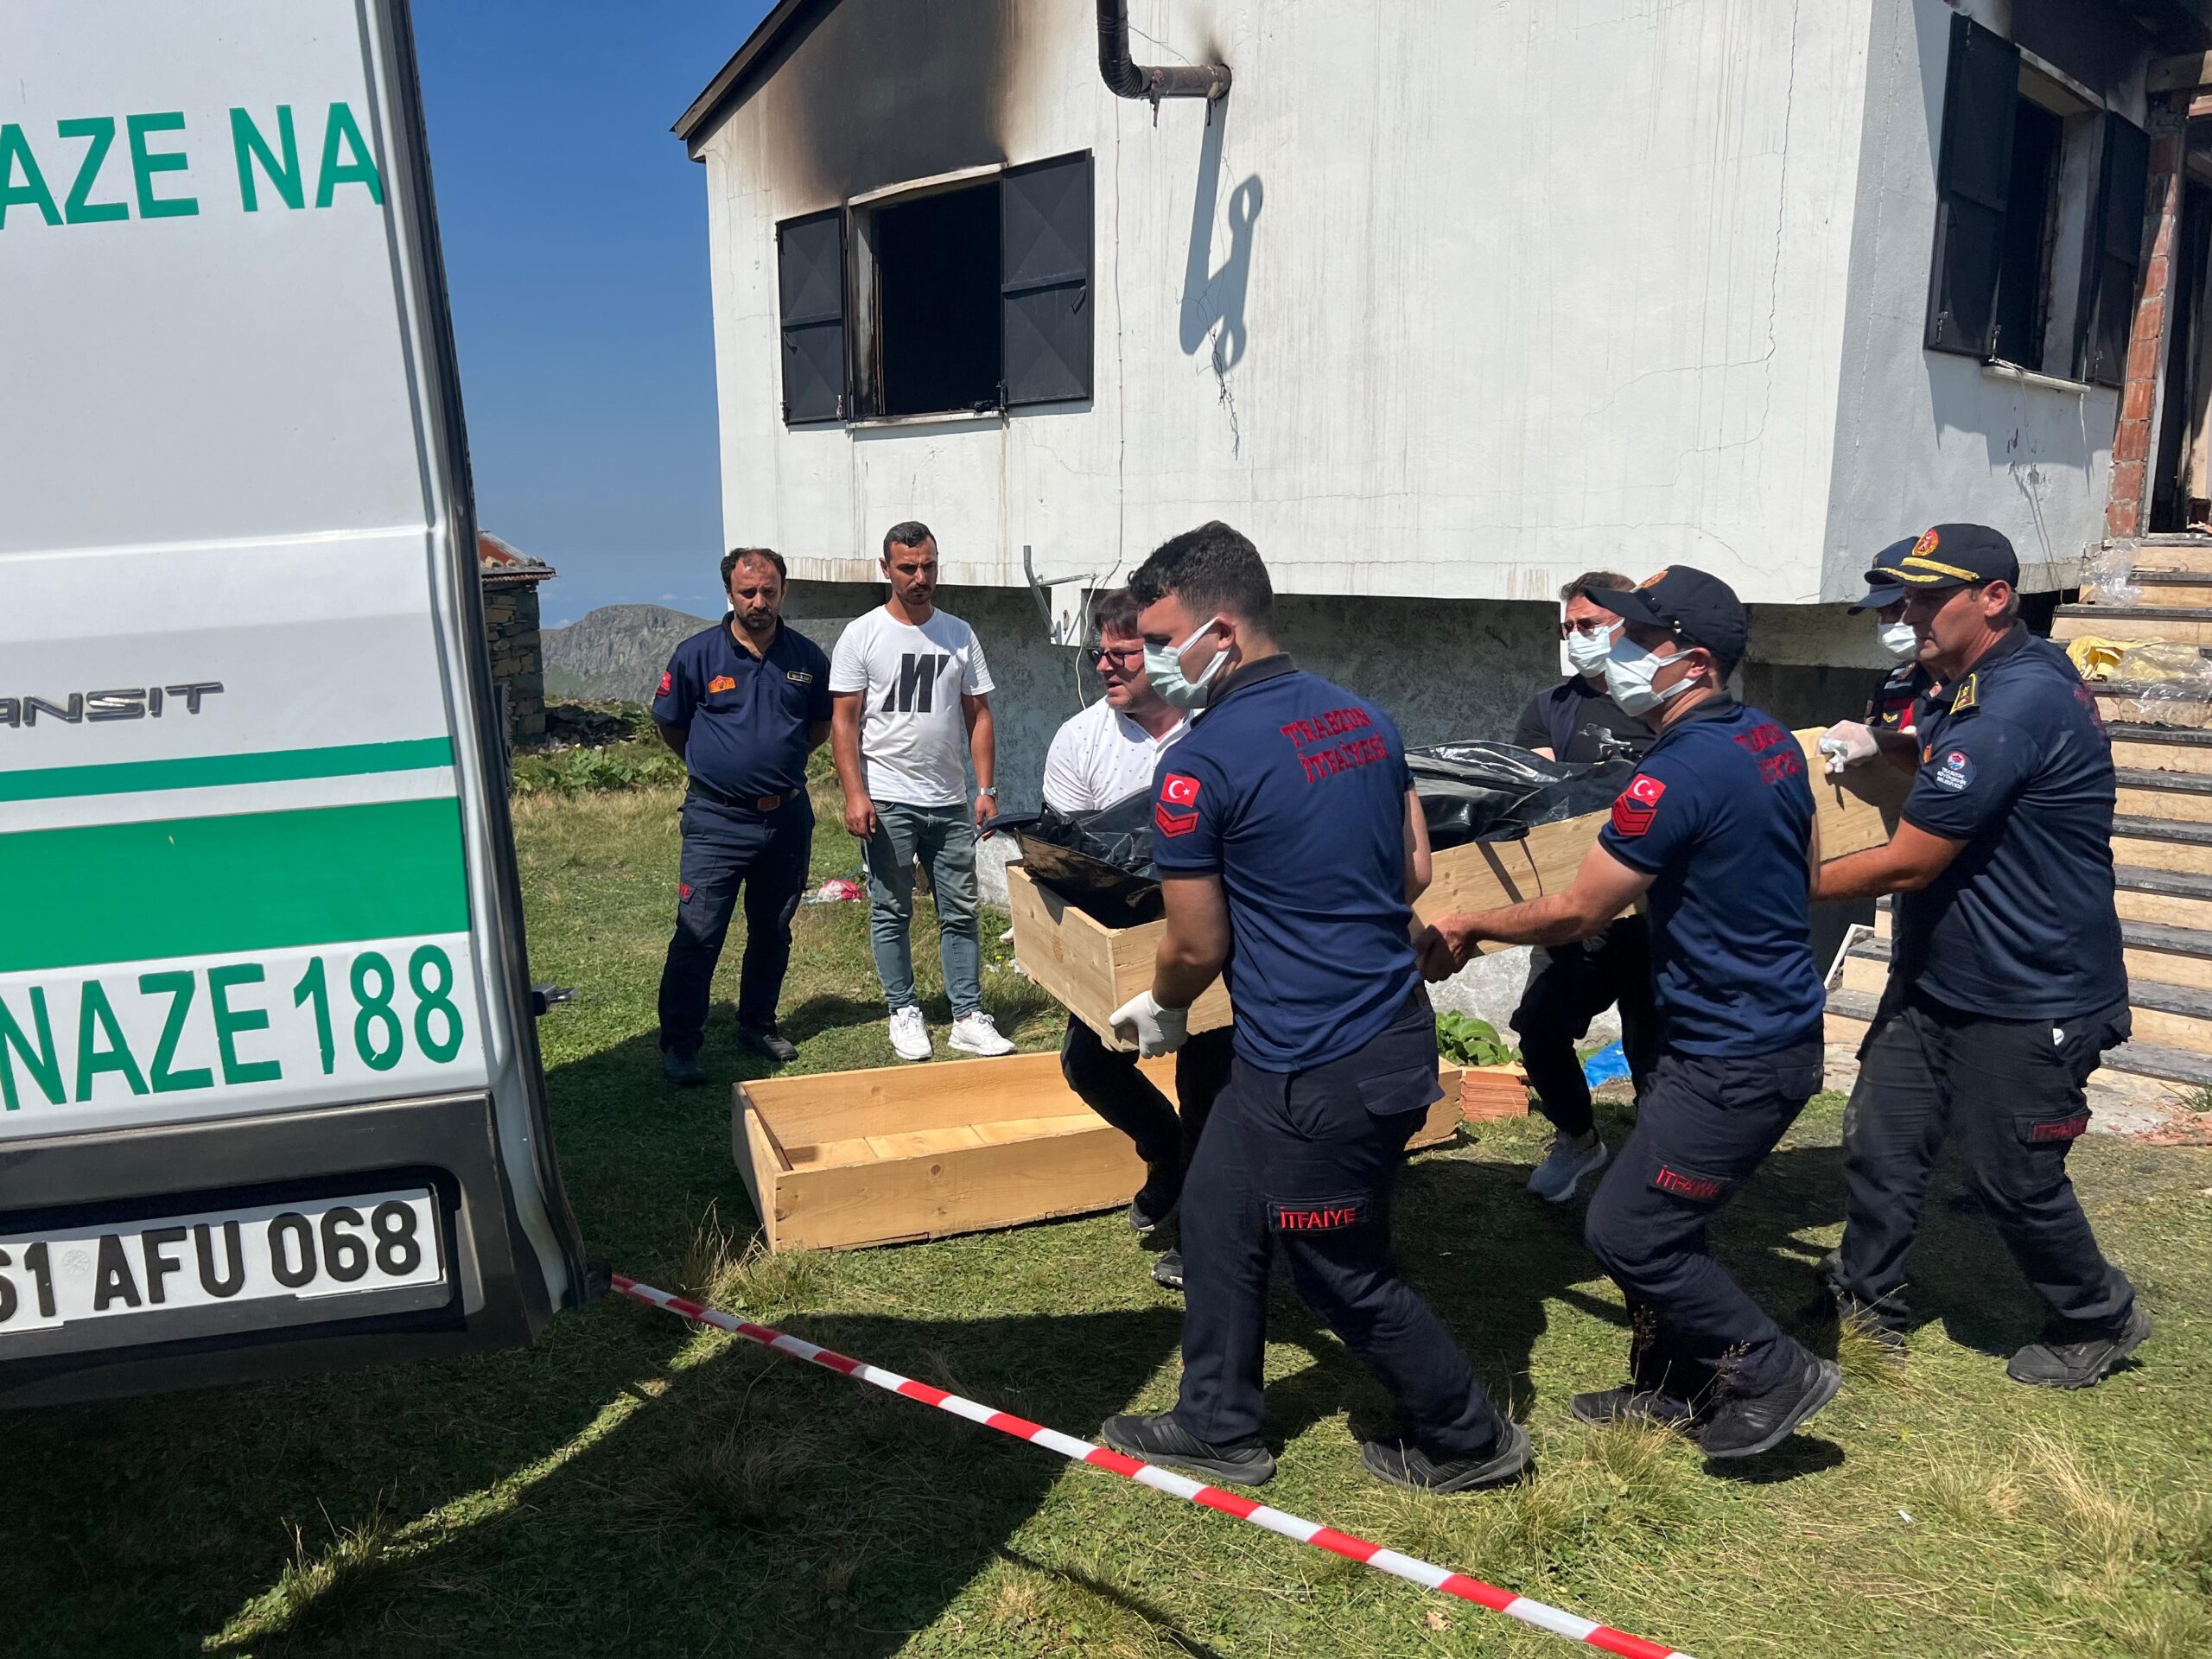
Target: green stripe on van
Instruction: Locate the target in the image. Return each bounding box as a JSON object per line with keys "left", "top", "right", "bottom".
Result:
{"left": 0, "top": 798, "right": 470, "bottom": 974}
{"left": 0, "top": 737, "right": 455, "bottom": 803}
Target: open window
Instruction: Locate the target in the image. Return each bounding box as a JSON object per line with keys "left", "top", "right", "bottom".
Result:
{"left": 772, "top": 151, "right": 1094, "bottom": 425}
{"left": 1924, "top": 13, "right": 2149, "bottom": 385}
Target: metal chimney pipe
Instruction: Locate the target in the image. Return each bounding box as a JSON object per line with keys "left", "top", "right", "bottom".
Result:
{"left": 1096, "top": 0, "right": 1231, "bottom": 104}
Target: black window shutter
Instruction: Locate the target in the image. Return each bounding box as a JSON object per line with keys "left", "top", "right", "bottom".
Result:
{"left": 2076, "top": 113, "right": 2151, "bottom": 387}
{"left": 777, "top": 207, "right": 847, "bottom": 424}
{"left": 1925, "top": 13, "right": 2020, "bottom": 358}
{"left": 1000, "top": 151, "right": 1094, "bottom": 407}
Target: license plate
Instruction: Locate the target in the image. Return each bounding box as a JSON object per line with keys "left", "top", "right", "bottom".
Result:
{"left": 0, "top": 1189, "right": 444, "bottom": 1339}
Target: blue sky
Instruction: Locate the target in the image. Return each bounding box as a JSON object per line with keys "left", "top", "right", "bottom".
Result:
{"left": 414, "top": 3, "right": 772, "bottom": 626}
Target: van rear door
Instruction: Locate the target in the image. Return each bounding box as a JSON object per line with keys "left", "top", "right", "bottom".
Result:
{"left": 0, "top": 0, "right": 588, "bottom": 1403}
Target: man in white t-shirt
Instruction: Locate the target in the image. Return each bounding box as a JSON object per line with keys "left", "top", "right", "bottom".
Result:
{"left": 830, "top": 521, "right": 1015, "bottom": 1061}
{"left": 1043, "top": 589, "right": 1234, "bottom": 1291}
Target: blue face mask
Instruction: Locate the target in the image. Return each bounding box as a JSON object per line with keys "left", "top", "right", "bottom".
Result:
{"left": 1145, "top": 617, "right": 1229, "bottom": 711}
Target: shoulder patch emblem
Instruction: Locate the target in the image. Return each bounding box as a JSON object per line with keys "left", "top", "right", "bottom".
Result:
{"left": 1611, "top": 772, "right": 1665, "bottom": 837}
{"left": 1160, "top": 772, "right": 1201, "bottom": 807}
{"left": 1934, "top": 748, "right": 1974, "bottom": 791}
{"left": 707, "top": 675, "right": 737, "bottom": 695}
{"left": 1949, "top": 672, "right": 1979, "bottom": 716}
{"left": 1155, "top": 772, "right": 1202, "bottom": 837}
{"left": 657, "top": 671, "right": 673, "bottom": 697}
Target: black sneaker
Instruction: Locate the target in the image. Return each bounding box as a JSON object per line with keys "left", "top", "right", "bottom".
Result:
{"left": 1128, "top": 1165, "right": 1181, "bottom": 1236}
{"left": 1100, "top": 1412, "right": 1275, "bottom": 1486}
{"left": 1696, "top": 1346, "right": 1841, "bottom": 1461}
{"left": 738, "top": 1025, "right": 798, "bottom": 1064}
{"left": 1568, "top": 1386, "right": 1697, "bottom": 1431}
{"left": 1798, "top": 1275, "right": 1908, "bottom": 1357}
{"left": 1360, "top": 1418, "right": 1532, "bottom": 1493}
{"left": 1151, "top": 1249, "right": 1185, "bottom": 1292}
{"left": 662, "top": 1050, "right": 707, "bottom": 1086}
{"left": 2006, "top": 1304, "right": 2152, "bottom": 1389}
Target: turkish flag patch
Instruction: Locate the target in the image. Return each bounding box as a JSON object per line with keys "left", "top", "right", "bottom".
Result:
{"left": 658, "top": 671, "right": 673, "bottom": 697}
{"left": 1611, "top": 772, "right": 1666, "bottom": 837}
{"left": 1155, "top": 772, "right": 1202, "bottom": 837}
{"left": 1160, "top": 773, "right": 1202, "bottom": 807}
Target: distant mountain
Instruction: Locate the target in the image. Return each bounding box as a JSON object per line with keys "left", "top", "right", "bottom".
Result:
{"left": 543, "top": 604, "right": 714, "bottom": 702}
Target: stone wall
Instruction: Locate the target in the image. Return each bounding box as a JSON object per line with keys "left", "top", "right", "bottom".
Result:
{"left": 484, "top": 581, "right": 547, "bottom": 741}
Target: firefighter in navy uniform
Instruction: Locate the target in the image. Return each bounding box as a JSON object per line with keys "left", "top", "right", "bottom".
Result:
{"left": 1419, "top": 568, "right": 1841, "bottom": 1462}
{"left": 1096, "top": 522, "right": 1528, "bottom": 1495}
{"left": 1814, "top": 524, "right": 2149, "bottom": 1388}
{"left": 1819, "top": 536, "right": 1942, "bottom": 778}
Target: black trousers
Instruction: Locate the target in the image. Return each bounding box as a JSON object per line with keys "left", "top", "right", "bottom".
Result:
{"left": 1060, "top": 1016, "right": 1234, "bottom": 1176}
{"left": 1510, "top": 915, "right": 1657, "bottom": 1137}
{"left": 1833, "top": 991, "right": 2136, "bottom": 1334}
{"left": 656, "top": 793, "right": 815, "bottom": 1055}
{"left": 1174, "top": 992, "right": 1502, "bottom": 1455}
{"left": 1583, "top": 1040, "right": 1822, "bottom": 1400}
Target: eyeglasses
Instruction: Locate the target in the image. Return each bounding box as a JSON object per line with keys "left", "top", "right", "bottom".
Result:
{"left": 1559, "top": 619, "right": 1618, "bottom": 639}
{"left": 1092, "top": 643, "right": 1146, "bottom": 666}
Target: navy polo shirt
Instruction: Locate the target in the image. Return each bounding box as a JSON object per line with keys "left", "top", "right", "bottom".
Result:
{"left": 652, "top": 618, "right": 833, "bottom": 802}
{"left": 1149, "top": 657, "right": 1422, "bottom": 1072}
{"left": 1595, "top": 697, "right": 1826, "bottom": 1056}
{"left": 1894, "top": 627, "right": 2126, "bottom": 1019}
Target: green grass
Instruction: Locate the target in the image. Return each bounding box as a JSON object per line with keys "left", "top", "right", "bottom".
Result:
{"left": 3, "top": 781, "right": 2209, "bottom": 1657}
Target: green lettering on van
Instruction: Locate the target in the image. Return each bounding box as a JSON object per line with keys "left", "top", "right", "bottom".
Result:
{"left": 316, "top": 102, "right": 383, "bottom": 208}
{"left": 0, "top": 988, "right": 64, "bottom": 1110}
{"left": 231, "top": 105, "right": 303, "bottom": 213}
{"left": 126, "top": 111, "right": 198, "bottom": 219}
{"left": 0, "top": 124, "right": 60, "bottom": 229}
{"left": 207, "top": 963, "right": 282, "bottom": 1085}
{"left": 58, "top": 117, "right": 127, "bottom": 224}
{"left": 75, "top": 982, "right": 149, "bottom": 1099}
{"left": 140, "top": 971, "right": 214, "bottom": 1094}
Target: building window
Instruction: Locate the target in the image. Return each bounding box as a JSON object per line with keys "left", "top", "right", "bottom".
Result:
{"left": 1924, "top": 13, "right": 2148, "bottom": 387}
{"left": 774, "top": 151, "right": 1095, "bottom": 427}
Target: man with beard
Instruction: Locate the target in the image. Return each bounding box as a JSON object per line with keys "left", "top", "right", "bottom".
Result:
{"left": 652, "top": 546, "right": 833, "bottom": 1082}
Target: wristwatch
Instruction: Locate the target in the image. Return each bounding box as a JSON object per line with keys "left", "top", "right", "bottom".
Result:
{"left": 977, "top": 786, "right": 999, "bottom": 798}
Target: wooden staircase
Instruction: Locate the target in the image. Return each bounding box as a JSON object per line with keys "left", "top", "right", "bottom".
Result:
{"left": 1823, "top": 533, "right": 2212, "bottom": 1095}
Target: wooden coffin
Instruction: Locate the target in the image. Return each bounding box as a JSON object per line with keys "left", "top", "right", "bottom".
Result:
{"left": 734, "top": 1052, "right": 1465, "bottom": 1253}
{"left": 1006, "top": 863, "right": 1234, "bottom": 1051}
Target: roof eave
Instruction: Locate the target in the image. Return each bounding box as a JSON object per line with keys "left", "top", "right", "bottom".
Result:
{"left": 672, "top": 0, "right": 842, "bottom": 153}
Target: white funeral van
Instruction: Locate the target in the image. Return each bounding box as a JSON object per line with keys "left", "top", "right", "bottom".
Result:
{"left": 0, "top": 0, "right": 589, "bottom": 1402}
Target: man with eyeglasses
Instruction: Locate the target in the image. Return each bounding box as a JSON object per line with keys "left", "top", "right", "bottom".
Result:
{"left": 1505, "top": 572, "right": 1657, "bottom": 1205}
{"left": 1812, "top": 524, "right": 2147, "bottom": 1390}
{"left": 1041, "top": 589, "right": 1233, "bottom": 1291}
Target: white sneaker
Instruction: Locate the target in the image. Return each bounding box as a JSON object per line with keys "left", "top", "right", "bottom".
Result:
{"left": 888, "top": 1005, "right": 933, "bottom": 1062}
{"left": 1528, "top": 1135, "right": 1609, "bottom": 1204}
{"left": 949, "top": 1011, "right": 1015, "bottom": 1057}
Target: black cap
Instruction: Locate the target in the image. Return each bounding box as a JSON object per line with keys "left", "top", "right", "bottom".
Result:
{"left": 1586, "top": 565, "right": 1750, "bottom": 668}
{"left": 1886, "top": 524, "right": 2019, "bottom": 593}
{"left": 1847, "top": 536, "right": 1921, "bottom": 613}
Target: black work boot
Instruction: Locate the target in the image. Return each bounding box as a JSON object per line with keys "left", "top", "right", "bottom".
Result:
{"left": 662, "top": 1049, "right": 707, "bottom": 1086}
{"left": 1150, "top": 1249, "right": 1185, "bottom": 1292}
{"left": 1100, "top": 1412, "right": 1275, "bottom": 1485}
{"left": 1360, "top": 1418, "right": 1532, "bottom": 1493}
{"left": 1569, "top": 1386, "right": 1698, "bottom": 1432}
{"left": 2006, "top": 1304, "right": 2152, "bottom": 1389}
{"left": 1798, "top": 1259, "right": 1908, "bottom": 1358}
{"left": 1696, "top": 1344, "right": 1841, "bottom": 1461}
{"left": 738, "top": 1025, "right": 798, "bottom": 1064}
{"left": 1128, "top": 1162, "right": 1182, "bottom": 1235}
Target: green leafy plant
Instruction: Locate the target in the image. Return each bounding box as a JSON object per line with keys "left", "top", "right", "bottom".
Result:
{"left": 1435, "top": 1009, "right": 1519, "bottom": 1069}
{"left": 511, "top": 738, "right": 688, "bottom": 797}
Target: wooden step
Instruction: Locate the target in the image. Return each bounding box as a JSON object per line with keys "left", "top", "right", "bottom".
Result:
{"left": 2133, "top": 534, "right": 2212, "bottom": 574}
{"left": 2055, "top": 606, "right": 2212, "bottom": 645}
{"left": 2084, "top": 570, "right": 2212, "bottom": 608}
{"left": 2107, "top": 721, "right": 2212, "bottom": 774}
{"left": 2113, "top": 862, "right": 2212, "bottom": 930}
{"left": 1825, "top": 987, "right": 2212, "bottom": 1088}
{"left": 1846, "top": 935, "right": 2212, "bottom": 1050}
{"left": 2113, "top": 815, "right": 2212, "bottom": 874}
{"left": 2117, "top": 766, "right": 2212, "bottom": 822}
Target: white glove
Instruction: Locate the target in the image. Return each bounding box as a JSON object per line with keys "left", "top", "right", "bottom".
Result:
{"left": 1108, "top": 990, "right": 1189, "bottom": 1057}
{"left": 1818, "top": 720, "right": 1878, "bottom": 775}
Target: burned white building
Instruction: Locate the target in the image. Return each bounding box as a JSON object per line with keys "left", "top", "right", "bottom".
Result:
{"left": 677, "top": 0, "right": 2212, "bottom": 798}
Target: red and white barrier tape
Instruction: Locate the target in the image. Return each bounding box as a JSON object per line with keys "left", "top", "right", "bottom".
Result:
{"left": 613, "top": 1273, "right": 1691, "bottom": 1658}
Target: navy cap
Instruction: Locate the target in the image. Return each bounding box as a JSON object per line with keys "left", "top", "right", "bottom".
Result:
{"left": 1848, "top": 536, "right": 1922, "bottom": 613}
{"left": 1888, "top": 524, "right": 2019, "bottom": 592}
{"left": 1586, "top": 565, "right": 1750, "bottom": 668}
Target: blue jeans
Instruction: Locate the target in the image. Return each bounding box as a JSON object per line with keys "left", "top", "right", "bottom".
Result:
{"left": 861, "top": 801, "right": 982, "bottom": 1016}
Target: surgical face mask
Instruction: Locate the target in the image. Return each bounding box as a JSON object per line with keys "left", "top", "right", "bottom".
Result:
{"left": 1145, "top": 617, "right": 1229, "bottom": 711}
{"left": 1602, "top": 636, "right": 1694, "bottom": 718}
{"left": 1565, "top": 623, "right": 1618, "bottom": 678}
{"left": 1878, "top": 620, "right": 1918, "bottom": 660}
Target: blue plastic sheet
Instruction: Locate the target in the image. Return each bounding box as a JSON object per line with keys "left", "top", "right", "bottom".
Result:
{"left": 1581, "top": 1041, "right": 1630, "bottom": 1087}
